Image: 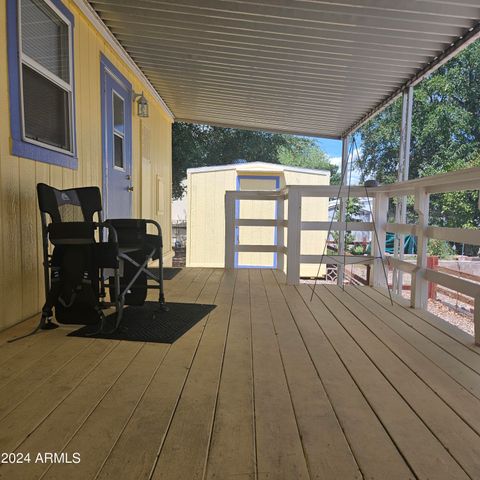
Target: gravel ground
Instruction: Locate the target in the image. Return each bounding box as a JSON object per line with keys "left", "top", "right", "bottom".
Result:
{"left": 304, "top": 266, "right": 475, "bottom": 337}
{"left": 427, "top": 297, "right": 474, "bottom": 336}
{"left": 394, "top": 280, "right": 474, "bottom": 336}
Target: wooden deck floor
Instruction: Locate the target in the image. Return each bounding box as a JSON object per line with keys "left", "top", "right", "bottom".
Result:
{"left": 1, "top": 268, "right": 480, "bottom": 479}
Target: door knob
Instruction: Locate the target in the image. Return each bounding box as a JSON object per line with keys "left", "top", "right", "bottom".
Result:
{"left": 127, "top": 186, "right": 134, "bottom": 192}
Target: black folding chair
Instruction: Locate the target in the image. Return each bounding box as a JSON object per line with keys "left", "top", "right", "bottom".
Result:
{"left": 9, "top": 183, "right": 167, "bottom": 342}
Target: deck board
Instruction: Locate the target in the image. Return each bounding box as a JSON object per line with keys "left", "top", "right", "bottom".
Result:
{"left": 95, "top": 268, "right": 224, "bottom": 480}
{"left": 261, "top": 270, "right": 362, "bottom": 480}
{"left": 345, "top": 286, "right": 480, "bottom": 400}
{"left": 319, "top": 285, "right": 480, "bottom": 479}
{"left": 0, "top": 268, "right": 480, "bottom": 480}
{"left": 204, "top": 269, "right": 256, "bottom": 480}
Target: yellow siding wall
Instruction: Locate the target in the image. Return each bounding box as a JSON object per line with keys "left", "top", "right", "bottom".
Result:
{"left": 0, "top": 0, "right": 173, "bottom": 330}
{"left": 186, "top": 169, "right": 236, "bottom": 267}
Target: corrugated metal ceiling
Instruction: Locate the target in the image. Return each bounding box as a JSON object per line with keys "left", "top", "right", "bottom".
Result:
{"left": 88, "top": 0, "right": 480, "bottom": 138}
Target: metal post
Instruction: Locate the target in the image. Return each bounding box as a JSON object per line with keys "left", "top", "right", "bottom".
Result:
{"left": 393, "top": 87, "right": 413, "bottom": 295}
{"left": 338, "top": 136, "right": 349, "bottom": 285}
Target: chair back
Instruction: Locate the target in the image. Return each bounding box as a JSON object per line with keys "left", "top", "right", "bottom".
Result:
{"left": 37, "top": 183, "right": 102, "bottom": 223}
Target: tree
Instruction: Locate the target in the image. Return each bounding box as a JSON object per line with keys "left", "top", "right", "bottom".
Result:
{"left": 356, "top": 40, "right": 480, "bottom": 248}
{"left": 172, "top": 124, "right": 290, "bottom": 199}
{"left": 277, "top": 137, "right": 340, "bottom": 183}
{"left": 172, "top": 124, "right": 338, "bottom": 199}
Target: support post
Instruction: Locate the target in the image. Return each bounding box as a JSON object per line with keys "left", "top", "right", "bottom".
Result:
{"left": 474, "top": 297, "right": 480, "bottom": 346}
{"left": 427, "top": 256, "right": 438, "bottom": 300}
{"left": 286, "top": 188, "right": 301, "bottom": 285}
{"left": 338, "top": 136, "right": 349, "bottom": 285}
{"left": 372, "top": 192, "right": 388, "bottom": 288}
{"left": 277, "top": 196, "right": 285, "bottom": 273}
{"left": 411, "top": 188, "right": 430, "bottom": 308}
{"left": 224, "top": 191, "right": 236, "bottom": 269}
{"left": 393, "top": 87, "right": 413, "bottom": 295}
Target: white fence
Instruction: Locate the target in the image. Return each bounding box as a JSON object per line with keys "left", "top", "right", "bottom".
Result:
{"left": 225, "top": 167, "right": 480, "bottom": 344}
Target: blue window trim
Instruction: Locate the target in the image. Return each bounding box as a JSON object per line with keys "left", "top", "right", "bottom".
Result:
{"left": 7, "top": 0, "right": 77, "bottom": 169}
{"left": 235, "top": 175, "right": 280, "bottom": 269}
{"left": 100, "top": 53, "right": 133, "bottom": 217}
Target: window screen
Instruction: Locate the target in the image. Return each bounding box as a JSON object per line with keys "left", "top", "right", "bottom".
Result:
{"left": 21, "top": 0, "right": 69, "bottom": 82}
{"left": 22, "top": 65, "right": 70, "bottom": 150}
{"left": 19, "top": 0, "right": 73, "bottom": 153}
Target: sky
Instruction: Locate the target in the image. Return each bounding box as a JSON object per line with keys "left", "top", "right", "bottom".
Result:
{"left": 315, "top": 137, "right": 342, "bottom": 158}
{"left": 311, "top": 136, "right": 362, "bottom": 183}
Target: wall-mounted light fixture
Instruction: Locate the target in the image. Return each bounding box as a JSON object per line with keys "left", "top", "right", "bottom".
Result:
{"left": 133, "top": 91, "right": 149, "bottom": 118}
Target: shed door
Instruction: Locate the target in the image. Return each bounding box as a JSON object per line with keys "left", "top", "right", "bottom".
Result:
{"left": 236, "top": 175, "right": 279, "bottom": 268}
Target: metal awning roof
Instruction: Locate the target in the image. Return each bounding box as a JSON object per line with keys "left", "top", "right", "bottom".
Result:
{"left": 88, "top": 0, "right": 480, "bottom": 139}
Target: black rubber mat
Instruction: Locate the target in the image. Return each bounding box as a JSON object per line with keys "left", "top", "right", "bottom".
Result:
{"left": 68, "top": 302, "right": 215, "bottom": 343}
{"left": 148, "top": 267, "right": 182, "bottom": 280}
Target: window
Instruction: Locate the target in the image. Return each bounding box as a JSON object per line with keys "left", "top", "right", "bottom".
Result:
{"left": 113, "top": 91, "right": 125, "bottom": 169}
{"left": 7, "top": 0, "right": 77, "bottom": 168}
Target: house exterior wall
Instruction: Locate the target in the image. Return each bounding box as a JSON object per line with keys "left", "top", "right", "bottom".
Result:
{"left": 186, "top": 165, "right": 330, "bottom": 276}
{"left": 0, "top": 0, "right": 173, "bottom": 331}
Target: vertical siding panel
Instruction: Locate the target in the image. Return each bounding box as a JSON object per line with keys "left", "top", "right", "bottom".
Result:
{"left": 35, "top": 161, "right": 50, "bottom": 307}
{"left": 87, "top": 27, "right": 98, "bottom": 189}
{"left": 73, "top": 14, "right": 84, "bottom": 189}
{"left": 92, "top": 33, "right": 102, "bottom": 190}
{"left": 49, "top": 165, "right": 64, "bottom": 190}
{"left": 19, "top": 159, "right": 38, "bottom": 318}
{"left": 0, "top": 0, "right": 8, "bottom": 324}
{"left": 1, "top": 156, "right": 22, "bottom": 326}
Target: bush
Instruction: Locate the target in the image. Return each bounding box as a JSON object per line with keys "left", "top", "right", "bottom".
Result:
{"left": 427, "top": 239, "right": 454, "bottom": 259}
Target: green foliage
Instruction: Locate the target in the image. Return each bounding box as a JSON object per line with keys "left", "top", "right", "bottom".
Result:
{"left": 277, "top": 137, "right": 340, "bottom": 183}
{"left": 332, "top": 198, "right": 362, "bottom": 247}
{"left": 427, "top": 239, "right": 454, "bottom": 259}
{"left": 172, "top": 124, "right": 289, "bottom": 199}
{"left": 172, "top": 124, "right": 338, "bottom": 199}
{"left": 357, "top": 40, "right": 480, "bottom": 250}
{"left": 350, "top": 245, "right": 367, "bottom": 255}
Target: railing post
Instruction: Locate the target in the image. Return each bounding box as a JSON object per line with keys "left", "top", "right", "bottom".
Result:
{"left": 287, "top": 188, "right": 301, "bottom": 285}
{"left": 224, "top": 191, "right": 236, "bottom": 269}
{"left": 411, "top": 187, "right": 429, "bottom": 308}
{"left": 372, "top": 192, "right": 388, "bottom": 288}
{"left": 277, "top": 195, "right": 285, "bottom": 273}
{"left": 474, "top": 297, "right": 480, "bottom": 346}
{"left": 427, "top": 256, "right": 438, "bottom": 300}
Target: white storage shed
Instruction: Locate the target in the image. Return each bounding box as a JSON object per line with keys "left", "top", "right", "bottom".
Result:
{"left": 186, "top": 162, "right": 330, "bottom": 277}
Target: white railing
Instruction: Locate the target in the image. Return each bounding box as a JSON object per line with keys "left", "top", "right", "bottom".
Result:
{"left": 373, "top": 166, "right": 480, "bottom": 344}
{"left": 224, "top": 184, "right": 376, "bottom": 284}
{"left": 225, "top": 167, "right": 480, "bottom": 344}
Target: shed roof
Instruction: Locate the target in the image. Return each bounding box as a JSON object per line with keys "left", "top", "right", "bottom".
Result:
{"left": 187, "top": 161, "right": 330, "bottom": 176}
{"left": 86, "top": 0, "right": 480, "bottom": 138}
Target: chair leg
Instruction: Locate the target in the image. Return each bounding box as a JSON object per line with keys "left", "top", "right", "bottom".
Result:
{"left": 157, "top": 236, "right": 168, "bottom": 311}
